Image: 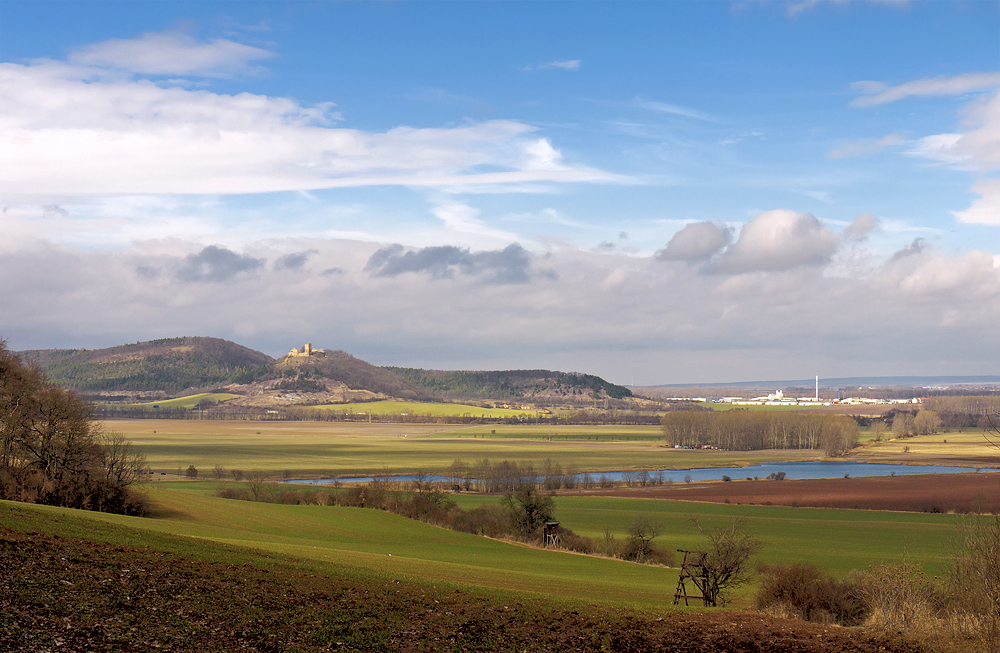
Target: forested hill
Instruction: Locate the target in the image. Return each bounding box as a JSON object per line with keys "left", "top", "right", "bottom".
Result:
{"left": 20, "top": 337, "right": 274, "bottom": 392}
{"left": 382, "top": 368, "right": 633, "bottom": 400}
{"left": 20, "top": 337, "right": 631, "bottom": 403}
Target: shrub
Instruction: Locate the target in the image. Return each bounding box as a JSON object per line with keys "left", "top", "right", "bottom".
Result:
{"left": 857, "top": 562, "right": 940, "bottom": 632}
{"left": 756, "top": 563, "right": 865, "bottom": 626}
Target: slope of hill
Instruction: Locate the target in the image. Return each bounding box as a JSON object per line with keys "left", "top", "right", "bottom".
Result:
{"left": 20, "top": 337, "right": 274, "bottom": 392}
{"left": 384, "top": 367, "right": 633, "bottom": 401}
{"left": 276, "top": 348, "right": 430, "bottom": 400}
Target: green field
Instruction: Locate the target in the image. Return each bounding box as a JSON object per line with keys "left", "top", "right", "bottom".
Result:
{"left": 4, "top": 478, "right": 965, "bottom": 611}
{"left": 103, "top": 419, "right": 821, "bottom": 478}
{"left": 6, "top": 416, "right": 981, "bottom": 617}
{"left": 6, "top": 486, "right": 680, "bottom": 609}
{"left": 450, "top": 493, "right": 960, "bottom": 577}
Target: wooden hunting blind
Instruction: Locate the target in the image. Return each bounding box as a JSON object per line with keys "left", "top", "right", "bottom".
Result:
{"left": 543, "top": 521, "right": 560, "bottom": 547}
{"left": 674, "top": 550, "right": 711, "bottom": 607}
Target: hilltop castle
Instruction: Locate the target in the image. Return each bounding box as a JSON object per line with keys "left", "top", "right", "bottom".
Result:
{"left": 287, "top": 343, "right": 326, "bottom": 358}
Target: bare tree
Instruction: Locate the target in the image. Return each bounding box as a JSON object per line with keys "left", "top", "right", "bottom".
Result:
{"left": 246, "top": 469, "right": 267, "bottom": 501}
{"left": 695, "top": 517, "right": 764, "bottom": 606}
{"left": 624, "top": 515, "right": 664, "bottom": 562}
{"left": 213, "top": 463, "right": 226, "bottom": 480}
{"left": 99, "top": 430, "right": 145, "bottom": 489}
{"left": 230, "top": 468, "right": 244, "bottom": 481}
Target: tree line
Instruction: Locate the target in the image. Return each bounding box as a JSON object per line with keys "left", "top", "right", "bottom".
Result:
{"left": 660, "top": 410, "right": 859, "bottom": 456}
{"left": 0, "top": 343, "right": 146, "bottom": 514}
{"left": 921, "top": 396, "right": 1000, "bottom": 429}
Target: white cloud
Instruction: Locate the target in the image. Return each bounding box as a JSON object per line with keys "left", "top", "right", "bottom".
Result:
{"left": 525, "top": 59, "right": 581, "bottom": 72}
{"left": 6, "top": 232, "right": 1000, "bottom": 383}
{"left": 828, "top": 133, "right": 903, "bottom": 159}
{"left": 431, "top": 201, "right": 522, "bottom": 244}
{"left": 656, "top": 221, "right": 732, "bottom": 261}
{"left": 541, "top": 59, "right": 581, "bottom": 71}
{"left": 953, "top": 178, "right": 1000, "bottom": 226}
{"left": 912, "top": 92, "right": 1000, "bottom": 171}
{"left": 851, "top": 72, "right": 1000, "bottom": 107}
{"left": 710, "top": 210, "right": 840, "bottom": 273}
{"left": 68, "top": 30, "right": 274, "bottom": 77}
{"left": 633, "top": 96, "right": 716, "bottom": 122}
{"left": 843, "top": 213, "right": 879, "bottom": 242}
{"left": 0, "top": 48, "right": 620, "bottom": 203}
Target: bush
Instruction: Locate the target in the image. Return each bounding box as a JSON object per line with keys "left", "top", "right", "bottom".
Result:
{"left": 948, "top": 516, "right": 1000, "bottom": 649}
{"left": 857, "top": 562, "right": 941, "bottom": 632}
{"left": 756, "top": 563, "right": 865, "bottom": 625}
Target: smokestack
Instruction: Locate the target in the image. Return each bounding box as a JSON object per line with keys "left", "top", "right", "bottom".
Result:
{"left": 815, "top": 375, "right": 819, "bottom": 401}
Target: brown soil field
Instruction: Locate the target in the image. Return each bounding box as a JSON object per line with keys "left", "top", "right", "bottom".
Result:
{"left": 1, "top": 524, "right": 927, "bottom": 653}
{"left": 565, "top": 473, "right": 1000, "bottom": 513}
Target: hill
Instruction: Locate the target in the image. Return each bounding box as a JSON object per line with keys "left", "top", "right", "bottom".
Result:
{"left": 20, "top": 337, "right": 635, "bottom": 408}
{"left": 19, "top": 337, "right": 273, "bottom": 393}
{"left": 272, "top": 347, "right": 430, "bottom": 400}
{"left": 384, "top": 367, "right": 633, "bottom": 401}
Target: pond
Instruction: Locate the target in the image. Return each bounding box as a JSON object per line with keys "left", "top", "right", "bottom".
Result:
{"left": 285, "top": 460, "right": 997, "bottom": 485}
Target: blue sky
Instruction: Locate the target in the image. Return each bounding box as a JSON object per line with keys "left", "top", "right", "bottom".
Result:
{"left": 1, "top": 0, "right": 999, "bottom": 384}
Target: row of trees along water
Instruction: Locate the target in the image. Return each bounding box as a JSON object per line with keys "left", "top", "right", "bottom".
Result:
{"left": 660, "top": 410, "right": 859, "bottom": 456}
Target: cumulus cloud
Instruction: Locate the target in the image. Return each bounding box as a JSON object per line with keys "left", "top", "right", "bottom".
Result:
{"left": 274, "top": 249, "right": 317, "bottom": 271}
{"left": 711, "top": 210, "right": 840, "bottom": 273}
{"left": 5, "top": 235, "right": 1000, "bottom": 384}
{"left": 952, "top": 178, "right": 1000, "bottom": 225}
{"left": 656, "top": 221, "right": 732, "bottom": 261}
{"left": 0, "top": 46, "right": 619, "bottom": 201}
{"left": 887, "top": 237, "right": 929, "bottom": 263}
{"left": 68, "top": 30, "right": 274, "bottom": 77}
{"left": 176, "top": 245, "right": 264, "bottom": 282}
{"left": 851, "top": 72, "right": 1000, "bottom": 107}
{"left": 843, "top": 213, "right": 880, "bottom": 242}
{"left": 365, "top": 243, "right": 547, "bottom": 284}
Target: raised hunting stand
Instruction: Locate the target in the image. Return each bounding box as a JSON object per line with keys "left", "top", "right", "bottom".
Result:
{"left": 674, "top": 550, "right": 711, "bottom": 606}
{"left": 544, "top": 521, "right": 561, "bottom": 548}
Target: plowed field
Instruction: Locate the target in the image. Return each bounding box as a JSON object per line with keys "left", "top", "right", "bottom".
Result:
{"left": 566, "top": 473, "right": 1000, "bottom": 513}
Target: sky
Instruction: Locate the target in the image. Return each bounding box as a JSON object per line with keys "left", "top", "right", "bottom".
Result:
{"left": 1, "top": 0, "right": 999, "bottom": 385}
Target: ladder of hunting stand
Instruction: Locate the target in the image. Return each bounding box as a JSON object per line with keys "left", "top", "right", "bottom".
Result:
{"left": 674, "top": 550, "right": 710, "bottom": 607}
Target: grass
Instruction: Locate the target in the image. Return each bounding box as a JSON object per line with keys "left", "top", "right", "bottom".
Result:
{"left": 158, "top": 478, "right": 961, "bottom": 583}
{"left": 852, "top": 429, "right": 1000, "bottom": 467}
{"left": 112, "top": 392, "right": 240, "bottom": 409}
{"left": 4, "top": 499, "right": 927, "bottom": 653}
{"left": 103, "top": 419, "right": 822, "bottom": 478}
{"left": 9, "top": 487, "right": 681, "bottom": 610}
